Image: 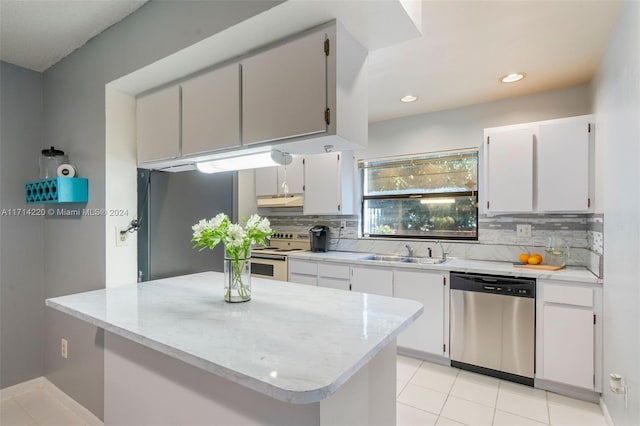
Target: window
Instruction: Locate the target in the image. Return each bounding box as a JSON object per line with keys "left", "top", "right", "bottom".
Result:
{"left": 359, "top": 149, "right": 478, "bottom": 240}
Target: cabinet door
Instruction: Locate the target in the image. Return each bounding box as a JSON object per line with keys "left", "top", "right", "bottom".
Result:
{"left": 537, "top": 118, "right": 590, "bottom": 212}
{"left": 543, "top": 304, "right": 594, "bottom": 389}
{"left": 486, "top": 128, "right": 533, "bottom": 212}
{"left": 137, "top": 86, "right": 180, "bottom": 163}
{"left": 255, "top": 167, "right": 279, "bottom": 197}
{"left": 303, "top": 153, "right": 341, "bottom": 215}
{"left": 242, "top": 29, "right": 327, "bottom": 145}
{"left": 182, "top": 64, "right": 241, "bottom": 156}
{"left": 350, "top": 266, "right": 393, "bottom": 297}
{"left": 278, "top": 156, "right": 305, "bottom": 195}
{"left": 394, "top": 270, "right": 446, "bottom": 355}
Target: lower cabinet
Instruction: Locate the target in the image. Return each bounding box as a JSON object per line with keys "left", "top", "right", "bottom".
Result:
{"left": 317, "top": 262, "right": 350, "bottom": 291}
{"left": 350, "top": 266, "right": 393, "bottom": 297}
{"left": 536, "top": 279, "right": 602, "bottom": 391}
{"left": 288, "top": 259, "right": 318, "bottom": 286}
{"left": 394, "top": 270, "right": 449, "bottom": 357}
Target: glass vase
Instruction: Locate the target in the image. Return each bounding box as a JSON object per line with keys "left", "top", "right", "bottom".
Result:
{"left": 223, "top": 255, "right": 251, "bottom": 303}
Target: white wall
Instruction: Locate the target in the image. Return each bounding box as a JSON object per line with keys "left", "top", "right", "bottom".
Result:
{"left": 592, "top": 1, "right": 640, "bottom": 424}
{"left": 105, "top": 88, "right": 137, "bottom": 287}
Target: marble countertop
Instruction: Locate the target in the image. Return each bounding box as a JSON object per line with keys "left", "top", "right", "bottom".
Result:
{"left": 45, "top": 272, "right": 422, "bottom": 404}
{"left": 288, "top": 251, "right": 601, "bottom": 284}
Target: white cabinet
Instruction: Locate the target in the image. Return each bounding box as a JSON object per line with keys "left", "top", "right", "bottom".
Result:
{"left": 241, "top": 23, "right": 367, "bottom": 150}
{"left": 350, "top": 266, "right": 393, "bottom": 297}
{"left": 136, "top": 85, "right": 181, "bottom": 163}
{"left": 394, "top": 270, "right": 449, "bottom": 357}
{"left": 484, "top": 115, "right": 593, "bottom": 214}
{"left": 537, "top": 117, "right": 592, "bottom": 212}
{"left": 536, "top": 280, "right": 602, "bottom": 391}
{"left": 181, "top": 64, "right": 241, "bottom": 156}
{"left": 288, "top": 259, "right": 317, "bottom": 286}
{"left": 485, "top": 128, "right": 534, "bottom": 213}
{"left": 303, "top": 152, "right": 354, "bottom": 215}
{"left": 255, "top": 157, "right": 305, "bottom": 197}
{"left": 317, "top": 262, "right": 350, "bottom": 291}
{"left": 242, "top": 29, "right": 327, "bottom": 145}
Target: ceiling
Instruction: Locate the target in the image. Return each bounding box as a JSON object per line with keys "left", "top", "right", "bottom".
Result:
{"left": 0, "top": 0, "right": 624, "bottom": 122}
{"left": 0, "top": 0, "right": 147, "bottom": 72}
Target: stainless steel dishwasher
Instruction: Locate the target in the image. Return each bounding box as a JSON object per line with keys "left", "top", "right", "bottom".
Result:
{"left": 450, "top": 272, "right": 535, "bottom": 386}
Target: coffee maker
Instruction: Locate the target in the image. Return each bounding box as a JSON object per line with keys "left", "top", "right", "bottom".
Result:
{"left": 309, "top": 225, "right": 330, "bottom": 252}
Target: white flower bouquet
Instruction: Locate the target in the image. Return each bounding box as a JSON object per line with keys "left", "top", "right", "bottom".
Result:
{"left": 192, "top": 213, "right": 273, "bottom": 302}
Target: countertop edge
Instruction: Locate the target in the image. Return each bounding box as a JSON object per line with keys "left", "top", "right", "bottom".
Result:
{"left": 287, "top": 251, "right": 601, "bottom": 284}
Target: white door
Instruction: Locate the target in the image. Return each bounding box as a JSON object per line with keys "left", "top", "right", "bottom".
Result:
{"left": 255, "top": 167, "right": 279, "bottom": 197}
{"left": 181, "top": 64, "right": 241, "bottom": 156}
{"left": 303, "top": 153, "right": 341, "bottom": 215}
{"left": 242, "top": 29, "right": 327, "bottom": 145}
{"left": 350, "top": 266, "right": 393, "bottom": 297}
{"left": 136, "top": 86, "right": 180, "bottom": 163}
{"left": 543, "top": 304, "right": 594, "bottom": 389}
{"left": 394, "top": 270, "right": 445, "bottom": 355}
{"left": 486, "top": 128, "right": 533, "bottom": 212}
{"left": 278, "top": 156, "right": 305, "bottom": 195}
{"left": 537, "top": 118, "right": 590, "bottom": 212}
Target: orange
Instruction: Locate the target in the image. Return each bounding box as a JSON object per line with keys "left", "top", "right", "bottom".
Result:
{"left": 518, "top": 253, "right": 529, "bottom": 264}
{"left": 528, "top": 256, "right": 541, "bottom": 265}
{"left": 531, "top": 253, "right": 543, "bottom": 263}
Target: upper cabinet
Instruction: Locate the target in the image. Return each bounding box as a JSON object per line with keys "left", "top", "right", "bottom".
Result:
{"left": 136, "top": 85, "right": 181, "bottom": 163}
{"left": 242, "top": 30, "right": 327, "bottom": 145}
{"left": 303, "top": 152, "right": 354, "bottom": 215}
{"left": 485, "top": 128, "right": 534, "bottom": 213}
{"left": 484, "top": 115, "right": 593, "bottom": 214}
{"left": 181, "top": 64, "right": 241, "bottom": 156}
{"left": 136, "top": 22, "right": 368, "bottom": 170}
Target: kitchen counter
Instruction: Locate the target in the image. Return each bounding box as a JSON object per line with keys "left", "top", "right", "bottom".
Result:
{"left": 46, "top": 272, "right": 421, "bottom": 407}
{"left": 288, "top": 251, "right": 601, "bottom": 284}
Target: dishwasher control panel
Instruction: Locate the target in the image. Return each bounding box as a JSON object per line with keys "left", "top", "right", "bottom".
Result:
{"left": 451, "top": 272, "right": 536, "bottom": 299}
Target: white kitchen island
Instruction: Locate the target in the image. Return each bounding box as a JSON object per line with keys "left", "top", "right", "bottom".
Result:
{"left": 46, "top": 272, "right": 422, "bottom": 425}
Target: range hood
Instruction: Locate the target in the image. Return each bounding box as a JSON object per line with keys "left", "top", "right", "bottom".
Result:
{"left": 257, "top": 194, "right": 304, "bottom": 208}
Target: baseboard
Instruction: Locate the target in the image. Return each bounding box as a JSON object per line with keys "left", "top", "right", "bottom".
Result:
{"left": 0, "top": 377, "right": 44, "bottom": 400}
{"left": 535, "top": 378, "right": 600, "bottom": 403}
{"left": 600, "top": 397, "right": 615, "bottom": 426}
{"left": 41, "top": 377, "right": 103, "bottom": 426}
{"left": 397, "top": 347, "right": 450, "bottom": 366}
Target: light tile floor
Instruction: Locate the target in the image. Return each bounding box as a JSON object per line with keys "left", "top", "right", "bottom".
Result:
{"left": 1, "top": 358, "right": 608, "bottom": 426}
{"left": 397, "top": 355, "right": 608, "bottom": 426}
{"left": 1, "top": 388, "right": 92, "bottom": 426}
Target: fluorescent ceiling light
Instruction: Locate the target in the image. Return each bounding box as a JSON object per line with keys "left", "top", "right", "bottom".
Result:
{"left": 400, "top": 95, "right": 418, "bottom": 103}
{"left": 420, "top": 198, "right": 455, "bottom": 205}
{"left": 197, "top": 152, "right": 278, "bottom": 174}
{"left": 500, "top": 72, "right": 527, "bottom": 83}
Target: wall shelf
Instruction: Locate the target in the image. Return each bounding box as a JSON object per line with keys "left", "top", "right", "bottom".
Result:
{"left": 25, "top": 177, "right": 88, "bottom": 204}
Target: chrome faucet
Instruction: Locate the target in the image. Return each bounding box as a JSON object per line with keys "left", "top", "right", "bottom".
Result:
{"left": 435, "top": 240, "right": 447, "bottom": 260}
{"left": 405, "top": 244, "right": 414, "bottom": 257}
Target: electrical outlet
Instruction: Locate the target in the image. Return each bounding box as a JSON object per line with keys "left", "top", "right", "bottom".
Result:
{"left": 340, "top": 221, "right": 346, "bottom": 229}
{"left": 61, "top": 338, "right": 68, "bottom": 359}
{"left": 516, "top": 224, "right": 532, "bottom": 238}
{"left": 116, "top": 226, "right": 128, "bottom": 247}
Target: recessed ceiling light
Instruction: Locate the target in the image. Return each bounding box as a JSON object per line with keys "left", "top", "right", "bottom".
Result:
{"left": 500, "top": 72, "right": 527, "bottom": 83}
{"left": 400, "top": 95, "right": 418, "bottom": 103}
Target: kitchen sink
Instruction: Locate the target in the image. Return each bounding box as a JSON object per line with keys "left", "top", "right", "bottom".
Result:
{"left": 362, "top": 255, "right": 446, "bottom": 264}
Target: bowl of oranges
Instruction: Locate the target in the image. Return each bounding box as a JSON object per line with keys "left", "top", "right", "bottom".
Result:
{"left": 518, "top": 253, "right": 543, "bottom": 265}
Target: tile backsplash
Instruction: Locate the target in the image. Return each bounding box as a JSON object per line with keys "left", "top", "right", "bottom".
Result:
{"left": 266, "top": 212, "right": 604, "bottom": 278}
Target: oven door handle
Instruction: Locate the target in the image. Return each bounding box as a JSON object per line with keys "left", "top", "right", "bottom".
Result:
{"left": 252, "top": 254, "right": 287, "bottom": 262}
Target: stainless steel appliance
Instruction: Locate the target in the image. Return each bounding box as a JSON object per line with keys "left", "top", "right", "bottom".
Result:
{"left": 450, "top": 272, "right": 536, "bottom": 386}
{"left": 251, "top": 232, "right": 309, "bottom": 281}
{"left": 309, "top": 225, "right": 330, "bottom": 252}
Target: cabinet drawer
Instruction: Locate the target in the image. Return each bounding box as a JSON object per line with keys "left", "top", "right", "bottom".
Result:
{"left": 318, "top": 263, "right": 350, "bottom": 279}
{"left": 318, "top": 277, "right": 350, "bottom": 291}
{"left": 543, "top": 283, "right": 593, "bottom": 307}
{"left": 289, "top": 259, "right": 318, "bottom": 276}
{"left": 289, "top": 273, "right": 317, "bottom": 286}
